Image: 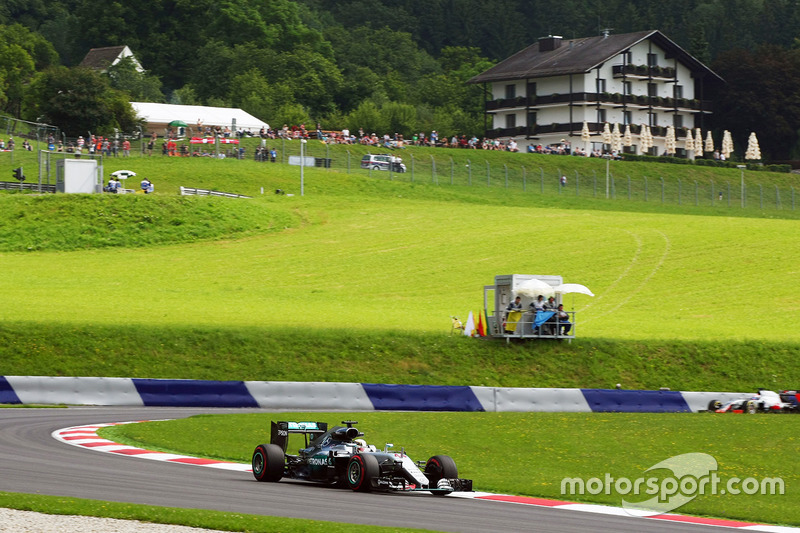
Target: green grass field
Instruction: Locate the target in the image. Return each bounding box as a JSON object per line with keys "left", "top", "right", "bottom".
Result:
{"left": 1, "top": 142, "right": 799, "bottom": 530}
{"left": 98, "top": 411, "right": 800, "bottom": 527}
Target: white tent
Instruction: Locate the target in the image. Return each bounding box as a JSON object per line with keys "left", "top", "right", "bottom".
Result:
{"left": 131, "top": 102, "right": 270, "bottom": 134}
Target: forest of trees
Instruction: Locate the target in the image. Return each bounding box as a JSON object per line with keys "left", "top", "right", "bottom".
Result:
{"left": 4, "top": 0, "right": 800, "bottom": 159}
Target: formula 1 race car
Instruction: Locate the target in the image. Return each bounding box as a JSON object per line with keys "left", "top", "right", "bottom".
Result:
{"left": 707, "top": 389, "right": 799, "bottom": 414}
{"left": 251, "top": 420, "right": 473, "bottom": 495}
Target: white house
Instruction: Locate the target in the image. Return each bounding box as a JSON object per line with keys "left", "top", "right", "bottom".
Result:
{"left": 468, "top": 30, "right": 724, "bottom": 155}
{"left": 79, "top": 45, "right": 144, "bottom": 73}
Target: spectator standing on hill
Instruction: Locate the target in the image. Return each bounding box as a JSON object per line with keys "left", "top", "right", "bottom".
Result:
{"left": 504, "top": 296, "right": 523, "bottom": 334}
{"left": 122, "top": 139, "right": 130, "bottom": 157}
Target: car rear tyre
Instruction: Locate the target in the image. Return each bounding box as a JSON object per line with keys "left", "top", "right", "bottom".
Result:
{"left": 707, "top": 400, "right": 722, "bottom": 411}
{"left": 425, "top": 455, "right": 458, "bottom": 495}
{"left": 347, "top": 453, "right": 379, "bottom": 492}
{"left": 252, "top": 443, "right": 284, "bottom": 482}
{"left": 372, "top": 165, "right": 381, "bottom": 171}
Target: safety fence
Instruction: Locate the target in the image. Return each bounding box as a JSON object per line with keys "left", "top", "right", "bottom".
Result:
{"left": 268, "top": 140, "right": 798, "bottom": 212}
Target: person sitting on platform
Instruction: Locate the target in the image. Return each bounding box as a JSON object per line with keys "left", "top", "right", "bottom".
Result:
{"left": 556, "top": 304, "right": 572, "bottom": 336}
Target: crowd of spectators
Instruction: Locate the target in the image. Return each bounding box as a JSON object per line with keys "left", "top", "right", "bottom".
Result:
{"left": 250, "top": 124, "right": 620, "bottom": 159}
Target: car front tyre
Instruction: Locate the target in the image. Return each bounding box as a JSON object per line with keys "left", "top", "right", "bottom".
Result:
{"left": 252, "top": 443, "right": 284, "bottom": 482}
{"left": 347, "top": 453, "right": 379, "bottom": 492}
{"left": 425, "top": 455, "right": 458, "bottom": 495}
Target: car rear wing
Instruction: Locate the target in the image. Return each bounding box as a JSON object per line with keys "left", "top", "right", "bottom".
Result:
{"left": 270, "top": 421, "right": 328, "bottom": 452}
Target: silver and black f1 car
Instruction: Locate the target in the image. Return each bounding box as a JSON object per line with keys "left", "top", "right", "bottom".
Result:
{"left": 707, "top": 389, "right": 799, "bottom": 414}
{"left": 251, "top": 420, "right": 473, "bottom": 495}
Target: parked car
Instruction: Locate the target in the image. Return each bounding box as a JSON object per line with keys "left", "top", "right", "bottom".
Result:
{"left": 360, "top": 154, "right": 407, "bottom": 172}
{"left": 252, "top": 420, "right": 472, "bottom": 495}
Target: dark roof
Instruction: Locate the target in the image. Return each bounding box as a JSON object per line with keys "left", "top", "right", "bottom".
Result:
{"left": 468, "top": 30, "right": 723, "bottom": 84}
{"left": 79, "top": 46, "right": 129, "bottom": 70}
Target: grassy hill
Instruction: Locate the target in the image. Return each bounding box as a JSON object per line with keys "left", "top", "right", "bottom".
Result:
{"left": 1, "top": 142, "right": 798, "bottom": 391}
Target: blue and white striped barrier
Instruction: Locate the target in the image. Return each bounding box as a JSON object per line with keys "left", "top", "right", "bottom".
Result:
{"left": 0, "top": 376, "right": 752, "bottom": 413}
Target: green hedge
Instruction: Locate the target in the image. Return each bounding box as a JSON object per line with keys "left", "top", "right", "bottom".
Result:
{"left": 622, "top": 154, "right": 791, "bottom": 173}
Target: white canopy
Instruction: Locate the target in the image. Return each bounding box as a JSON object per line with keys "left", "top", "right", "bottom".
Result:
{"left": 131, "top": 102, "right": 269, "bottom": 133}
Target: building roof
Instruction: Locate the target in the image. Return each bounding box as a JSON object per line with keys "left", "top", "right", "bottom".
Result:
{"left": 79, "top": 45, "right": 141, "bottom": 71}
{"left": 468, "top": 30, "right": 723, "bottom": 84}
{"left": 131, "top": 102, "right": 269, "bottom": 132}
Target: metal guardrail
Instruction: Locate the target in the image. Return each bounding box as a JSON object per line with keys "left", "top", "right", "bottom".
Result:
{"left": 179, "top": 186, "right": 251, "bottom": 198}
{"left": 0, "top": 181, "right": 56, "bottom": 193}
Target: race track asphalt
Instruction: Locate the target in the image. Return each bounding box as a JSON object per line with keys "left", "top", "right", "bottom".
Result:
{"left": 0, "top": 407, "right": 746, "bottom": 533}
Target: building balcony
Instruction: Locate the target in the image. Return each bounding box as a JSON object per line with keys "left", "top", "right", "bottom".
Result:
{"left": 486, "top": 92, "right": 707, "bottom": 111}
{"left": 485, "top": 122, "right": 675, "bottom": 140}
{"left": 612, "top": 64, "right": 677, "bottom": 79}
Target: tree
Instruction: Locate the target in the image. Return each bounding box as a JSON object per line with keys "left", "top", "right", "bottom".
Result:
{"left": 713, "top": 45, "right": 800, "bottom": 160}
{"left": 0, "top": 24, "right": 58, "bottom": 115}
{"left": 23, "top": 66, "right": 140, "bottom": 137}
{"left": 106, "top": 56, "right": 164, "bottom": 102}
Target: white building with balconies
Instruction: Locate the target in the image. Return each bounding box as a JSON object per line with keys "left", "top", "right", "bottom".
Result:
{"left": 468, "top": 30, "right": 724, "bottom": 155}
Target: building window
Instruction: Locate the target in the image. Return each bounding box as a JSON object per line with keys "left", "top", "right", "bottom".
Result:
{"left": 505, "top": 84, "right": 516, "bottom": 99}
{"left": 527, "top": 82, "right": 536, "bottom": 98}
{"left": 506, "top": 114, "right": 516, "bottom": 128}
{"left": 527, "top": 111, "right": 537, "bottom": 126}
{"left": 648, "top": 83, "right": 658, "bottom": 97}
{"left": 673, "top": 115, "right": 683, "bottom": 129}
{"left": 597, "top": 109, "right": 606, "bottom": 123}
{"left": 623, "top": 111, "right": 632, "bottom": 125}
{"left": 623, "top": 51, "right": 632, "bottom": 64}
{"left": 673, "top": 85, "right": 683, "bottom": 99}
{"left": 648, "top": 112, "right": 658, "bottom": 126}
{"left": 647, "top": 53, "right": 658, "bottom": 67}
{"left": 623, "top": 81, "right": 632, "bottom": 95}
{"left": 596, "top": 78, "right": 606, "bottom": 93}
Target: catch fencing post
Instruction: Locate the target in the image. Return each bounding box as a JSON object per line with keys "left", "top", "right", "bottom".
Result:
{"left": 450, "top": 157, "right": 454, "bottom": 185}
{"left": 410, "top": 154, "right": 415, "bottom": 182}
{"left": 540, "top": 167, "right": 544, "bottom": 193}
{"left": 486, "top": 161, "right": 490, "bottom": 186}
{"left": 431, "top": 155, "right": 436, "bottom": 184}
{"left": 660, "top": 177, "right": 665, "bottom": 203}
{"left": 644, "top": 176, "right": 648, "bottom": 201}
{"left": 678, "top": 178, "right": 681, "bottom": 205}
{"left": 711, "top": 179, "right": 714, "bottom": 206}
{"left": 504, "top": 164, "right": 508, "bottom": 188}
{"left": 467, "top": 159, "right": 471, "bottom": 186}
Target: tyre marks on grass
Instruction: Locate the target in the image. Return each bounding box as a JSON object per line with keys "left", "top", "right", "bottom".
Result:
{"left": 581, "top": 228, "right": 671, "bottom": 323}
